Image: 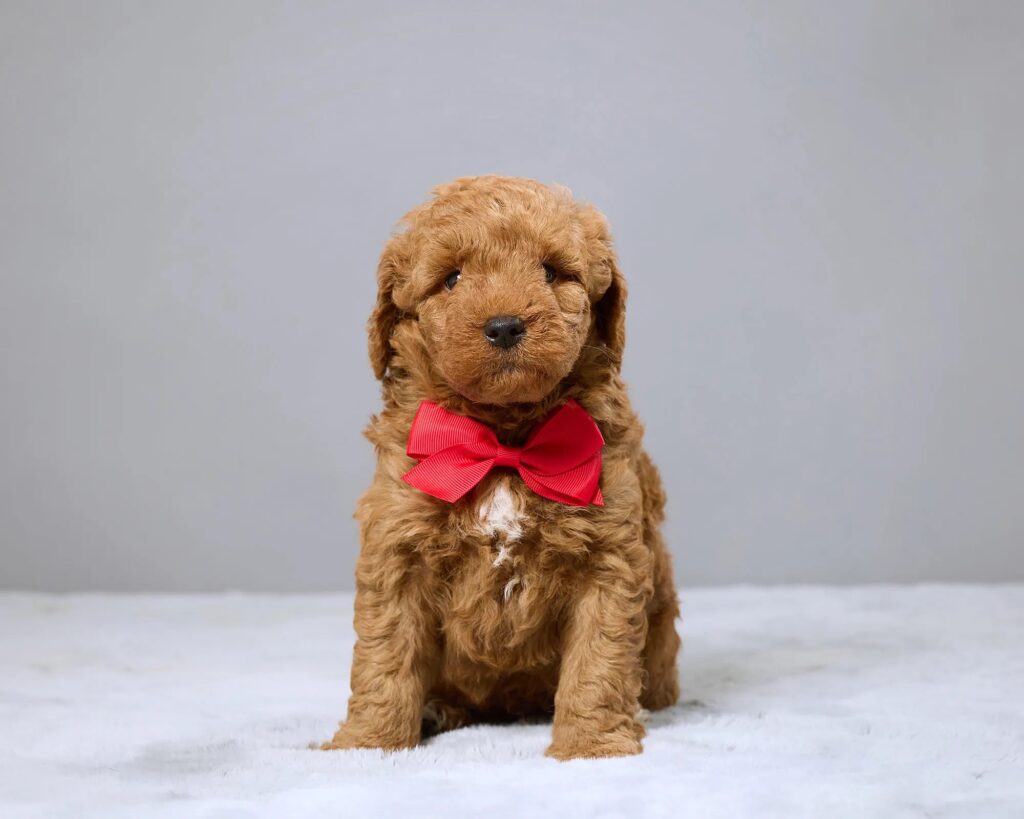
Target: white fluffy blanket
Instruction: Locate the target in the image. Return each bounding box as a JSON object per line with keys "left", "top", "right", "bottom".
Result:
{"left": 1, "top": 586, "right": 1022, "bottom": 818}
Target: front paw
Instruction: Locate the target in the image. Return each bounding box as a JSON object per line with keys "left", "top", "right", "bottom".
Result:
{"left": 320, "top": 720, "right": 419, "bottom": 752}
{"left": 545, "top": 726, "right": 643, "bottom": 760}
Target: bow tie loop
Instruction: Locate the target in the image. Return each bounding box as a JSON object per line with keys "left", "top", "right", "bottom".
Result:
{"left": 401, "top": 400, "right": 604, "bottom": 507}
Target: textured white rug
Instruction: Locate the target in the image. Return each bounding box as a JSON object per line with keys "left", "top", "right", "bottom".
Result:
{"left": 1, "top": 586, "right": 1022, "bottom": 818}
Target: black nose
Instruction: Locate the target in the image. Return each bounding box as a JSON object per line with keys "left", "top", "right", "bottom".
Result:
{"left": 483, "top": 315, "right": 527, "bottom": 349}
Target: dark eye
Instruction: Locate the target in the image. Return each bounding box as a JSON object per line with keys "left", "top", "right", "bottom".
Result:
{"left": 543, "top": 263, "right": 558, "bottom": 284}
{"left": 444, "top": 270, "right": 461, "bottom": 290}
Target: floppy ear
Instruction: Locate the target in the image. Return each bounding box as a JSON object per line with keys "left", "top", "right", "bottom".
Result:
{"left": 367, "top": 234, "right": 408, "bottom": 380}
{"left": 578, "top": 204, "right": 627, "bottom": 370}
{"left": 594, "top": 252, "right": 627, "bottom": 370}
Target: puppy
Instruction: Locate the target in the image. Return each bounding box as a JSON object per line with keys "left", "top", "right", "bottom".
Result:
{"left": 323, "top": 176, "right": 680, "bottom": 759}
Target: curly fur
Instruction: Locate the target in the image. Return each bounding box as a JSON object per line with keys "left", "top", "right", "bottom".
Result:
{"left": 322, "top": 176, "right": 680, "bottom": 760}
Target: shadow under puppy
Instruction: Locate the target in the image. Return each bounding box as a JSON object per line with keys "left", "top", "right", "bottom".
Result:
{"left": 322, "top": 176, "right": 680, "bottom": 760}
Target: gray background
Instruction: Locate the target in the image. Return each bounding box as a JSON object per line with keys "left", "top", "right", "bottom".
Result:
{"left": 2, "top": 1, "right": 1022, "bottom": 591}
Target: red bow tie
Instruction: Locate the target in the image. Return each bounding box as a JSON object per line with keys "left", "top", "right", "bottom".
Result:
{"left": 402, "top": 400, "right": 605, "bottom": 507}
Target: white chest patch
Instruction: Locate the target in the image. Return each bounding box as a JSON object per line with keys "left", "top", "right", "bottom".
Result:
{"left": 476, "top": 481, "right": 524, "bottom": 545}
{"left": 476, "top": 481, "right": 527, "bottom": 598}
{"left": 477, "top": 481, "right": 525, "bottom": 572}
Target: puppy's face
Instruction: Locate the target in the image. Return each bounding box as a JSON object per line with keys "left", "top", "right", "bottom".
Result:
{"left": 370, "top": 177, "right": 625, "bottom": 406}
{"left": 417, "top": 249, "right": 586, "bottom": 405}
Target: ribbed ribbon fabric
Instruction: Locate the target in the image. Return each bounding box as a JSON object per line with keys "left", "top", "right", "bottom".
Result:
{"left": 401, "top": 400, "right": 605, "bottom": 507}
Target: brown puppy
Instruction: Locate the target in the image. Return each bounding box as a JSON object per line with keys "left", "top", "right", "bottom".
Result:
{"left": 322, "top": 176, "right": 680, "bottom": 760}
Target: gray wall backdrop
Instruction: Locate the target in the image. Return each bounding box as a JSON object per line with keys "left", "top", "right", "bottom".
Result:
{"left": 2, "top": 1, "right": 1022, "bottom": 591}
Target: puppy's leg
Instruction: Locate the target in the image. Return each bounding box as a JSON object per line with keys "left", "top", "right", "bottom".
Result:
{"left": 641, "top": 546, "right": 681, "bottom": 710}
{"left": 322, "top": 544, "right": 439, "bottom": 752}
{"left": 640, "top": 600, "right": 680, "bottom": 710}
{"left": 636, "top": 451, "right": 681, "bottom": 710}
{"left": 421, "top": 697, "right": 474, "bottom": 737}
{"left": 546, "top": 552, "right": 650, "bottom": 761}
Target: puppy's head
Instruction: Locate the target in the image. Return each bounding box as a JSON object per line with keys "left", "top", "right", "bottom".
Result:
{"left": 369, "top": 176, "right": 625, "bottom": 406}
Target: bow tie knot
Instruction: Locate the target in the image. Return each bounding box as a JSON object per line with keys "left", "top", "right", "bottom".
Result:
{"left": 493, "top": 445, "right": 521, "bottom": 469}
{"left": 401, "top": 400, "right": 605, "bottom": 507}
